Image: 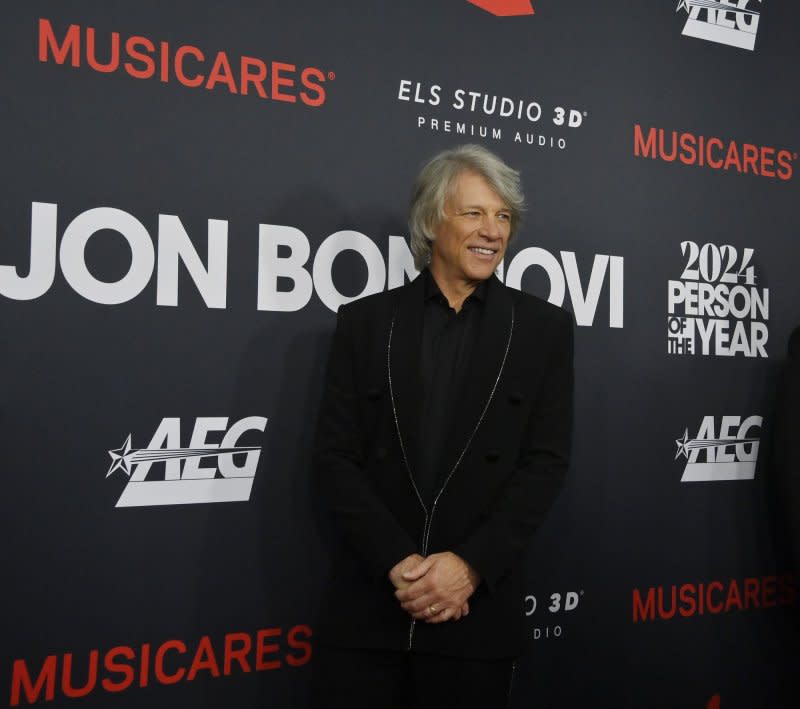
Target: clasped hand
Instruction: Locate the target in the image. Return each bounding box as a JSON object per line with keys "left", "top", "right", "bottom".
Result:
{"left": 388, "top": 552, "right": 480, "bottom": 624}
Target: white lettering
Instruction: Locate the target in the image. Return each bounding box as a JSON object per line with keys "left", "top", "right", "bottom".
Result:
{"left": 387, "top": 236, "right": 417, "bottom": 290}
{"left": 0, "top": 202, "right": 57, "bottom": 300}
{"left": 60, "top": 207, "right": 154, "bottom": 305}
{"left": 561, "top": 252, "right": 608, "bottom": 328}
{"left": 257, "top": 224, "right": 313, "bottom": 312}
{"left": 312, "top": 230, "right": 385, "bottom": 312}
{"left": 156, "top": 215, "right": 228, "bottom": 308}
{"left": 131, "top": 417, "right": 182, "bottom": 481}
{"left": 504, "top": 247, "right": 566, "bottom": 307}
{"left": 218, "top": 416, "right": 268, "bottom": 477}
{"left": 181, "top": 417, "right": 228, "bottom": 479}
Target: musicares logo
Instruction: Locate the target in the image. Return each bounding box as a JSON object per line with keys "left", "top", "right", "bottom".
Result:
{"left": 632, "top": 574, "right": 796, "bottom": 623}
{"left": 634, "top": 124, "right": 796, "bottom": 181}
{"left": 467, "top": 0, "right": 535, "bottom": 16}
{"left": 37, "top": 18, "right": 334, "bottom": 107}
{"left": 9, "top": 626, "right": 312, "bottom": 706}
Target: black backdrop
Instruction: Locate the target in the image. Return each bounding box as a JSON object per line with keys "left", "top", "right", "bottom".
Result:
{"left": 2, "top": 2, "right": 798, "bottom": 707}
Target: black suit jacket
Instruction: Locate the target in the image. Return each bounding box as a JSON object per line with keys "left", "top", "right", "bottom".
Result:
{"left": 313, "top": 273, "right": 573, "bottom": 658}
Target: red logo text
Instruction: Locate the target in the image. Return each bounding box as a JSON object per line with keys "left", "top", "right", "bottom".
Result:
{"left": 38, "top": 18, "right": 330, "bottom": 107}
{"left": 9, "top": 625, "right": 312, "bottom": 706}
{"left": 634, "top": 124, "right": 795, "bottom": 181}
{"left": 632, "top": 575, "right": 796, "bottom": 623}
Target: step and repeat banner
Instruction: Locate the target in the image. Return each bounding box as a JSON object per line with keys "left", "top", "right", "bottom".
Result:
{"left": 2, "top": 1, "right": 798, "bottom": 707}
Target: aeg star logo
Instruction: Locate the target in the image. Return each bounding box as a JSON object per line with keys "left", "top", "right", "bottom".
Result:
{"left": 675, "top": 415, "right": 762, "bottom": 482}
{"left": 106, "top": 416, "right": 268, "bottom": 507}
{"left": 467, "top": 1, "right": 534, "bottom": 17}
{"left": 676, "top": 0, "right": 762, "bottom": 51}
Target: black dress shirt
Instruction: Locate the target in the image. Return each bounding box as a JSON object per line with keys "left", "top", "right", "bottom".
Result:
{"left": 418, "top": 270, "right": 488, "bottom": 506}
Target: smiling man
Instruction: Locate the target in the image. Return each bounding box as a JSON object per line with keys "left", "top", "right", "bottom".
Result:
{"left": 312, "top": 144, "right": 573, "bottom": 708}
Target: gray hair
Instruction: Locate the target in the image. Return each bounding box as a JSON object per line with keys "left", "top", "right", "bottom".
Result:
{"left": 408, "top": 144, "right": 525, "bottom": 270}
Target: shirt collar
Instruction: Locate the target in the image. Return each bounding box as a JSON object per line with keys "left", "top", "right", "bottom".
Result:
{"left": 422, "top": 268, "right": 490, "bottom": 305}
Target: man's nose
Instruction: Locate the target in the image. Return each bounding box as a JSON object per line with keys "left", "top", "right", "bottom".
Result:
{"left": 479, "top": 215, "right": 503, "bottom": 239}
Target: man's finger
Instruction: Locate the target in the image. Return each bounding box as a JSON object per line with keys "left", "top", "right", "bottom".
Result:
{"left": 402, "top": 555, "right": 436, "bottom": 582}
{"left": 462, "top": 602, "right": 470, "bottom": 616}
{"left": 426, "top": 606, "right": 455, "bottom": 624}
{"left": 394, "top": 579, "right": 432, "bottom": 603}
{"left": 413, "top": 603, "right": 448, "bottom": 622}
{"left": 409, "top": 605, "right": 435, "bottom": 620}
{"left": 400, "top": 593, "right": 437, "bottom": 615}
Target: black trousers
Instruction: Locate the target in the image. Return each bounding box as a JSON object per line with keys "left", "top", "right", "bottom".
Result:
{"left": 310, "top": 644, "right": 516, "bottom": 709}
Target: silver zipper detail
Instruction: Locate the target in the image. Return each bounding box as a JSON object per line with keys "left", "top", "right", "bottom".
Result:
{"left": 387, "top": 302, "right": 515, "bottom": 651}
{"left": 387, "top": 313, "right": 428, "bottom": 518}
{"left": 387, "top": 312, "right": 428, "bottom": 650}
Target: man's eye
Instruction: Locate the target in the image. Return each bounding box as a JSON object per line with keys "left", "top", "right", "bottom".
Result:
{"left": 498, "top": 213, "right": 511, "bottom": 220}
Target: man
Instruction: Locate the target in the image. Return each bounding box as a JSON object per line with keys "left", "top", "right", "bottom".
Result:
{"left": 312, "top": 144, "right": 573, "bottom": 708}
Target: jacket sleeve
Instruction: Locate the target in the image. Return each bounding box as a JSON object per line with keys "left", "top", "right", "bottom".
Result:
{"left": 313, "top": 302, "right": 419, "bottom": 580}
{"left": 453, "top": 308, "right": 574, "bottom": 593}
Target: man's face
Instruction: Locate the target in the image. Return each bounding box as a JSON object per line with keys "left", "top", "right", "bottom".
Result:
{"left": 430, "top": 171, "right": 512, "bottom": 286}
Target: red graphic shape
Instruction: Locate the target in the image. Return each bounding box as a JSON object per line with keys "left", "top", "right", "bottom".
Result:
{"left": 707, "top": 695, "right": 721, "bottom": 709}
{"left": 467, "top": 0, "right": 535, "bottom": 17}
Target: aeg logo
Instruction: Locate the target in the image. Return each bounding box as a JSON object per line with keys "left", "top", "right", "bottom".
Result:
{"left": 467, "top": 1, "right": 534, "bottom": 17}
{"left": 676, "top": 0, "right": 763, "bottom": 51}
{"left": 675, "top": 415, "right": 762, "bottom": 482}
{"left": 106, "top": 416, "right": 267, "bottom": 507}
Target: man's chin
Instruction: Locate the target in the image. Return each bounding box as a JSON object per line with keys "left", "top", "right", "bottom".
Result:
{"left": 466, "top": 263, "right": 499, "bottom": 282}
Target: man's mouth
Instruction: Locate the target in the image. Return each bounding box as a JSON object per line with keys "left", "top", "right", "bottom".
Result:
{"left": 468, "top": 246, "right": 497, "bottom": 256}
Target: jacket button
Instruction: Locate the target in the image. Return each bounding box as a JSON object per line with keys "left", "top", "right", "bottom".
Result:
{"left": 485, "top": 450, "right": 500, "bottom": 463}
{"left": 367, "top": 388, "right": 383, "bottom": 401}
{"left": 376, "top": 447, "right": 388, "bottom": 460}
{"left": 510, "top": 392, "right": 524, "bottom": 405}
